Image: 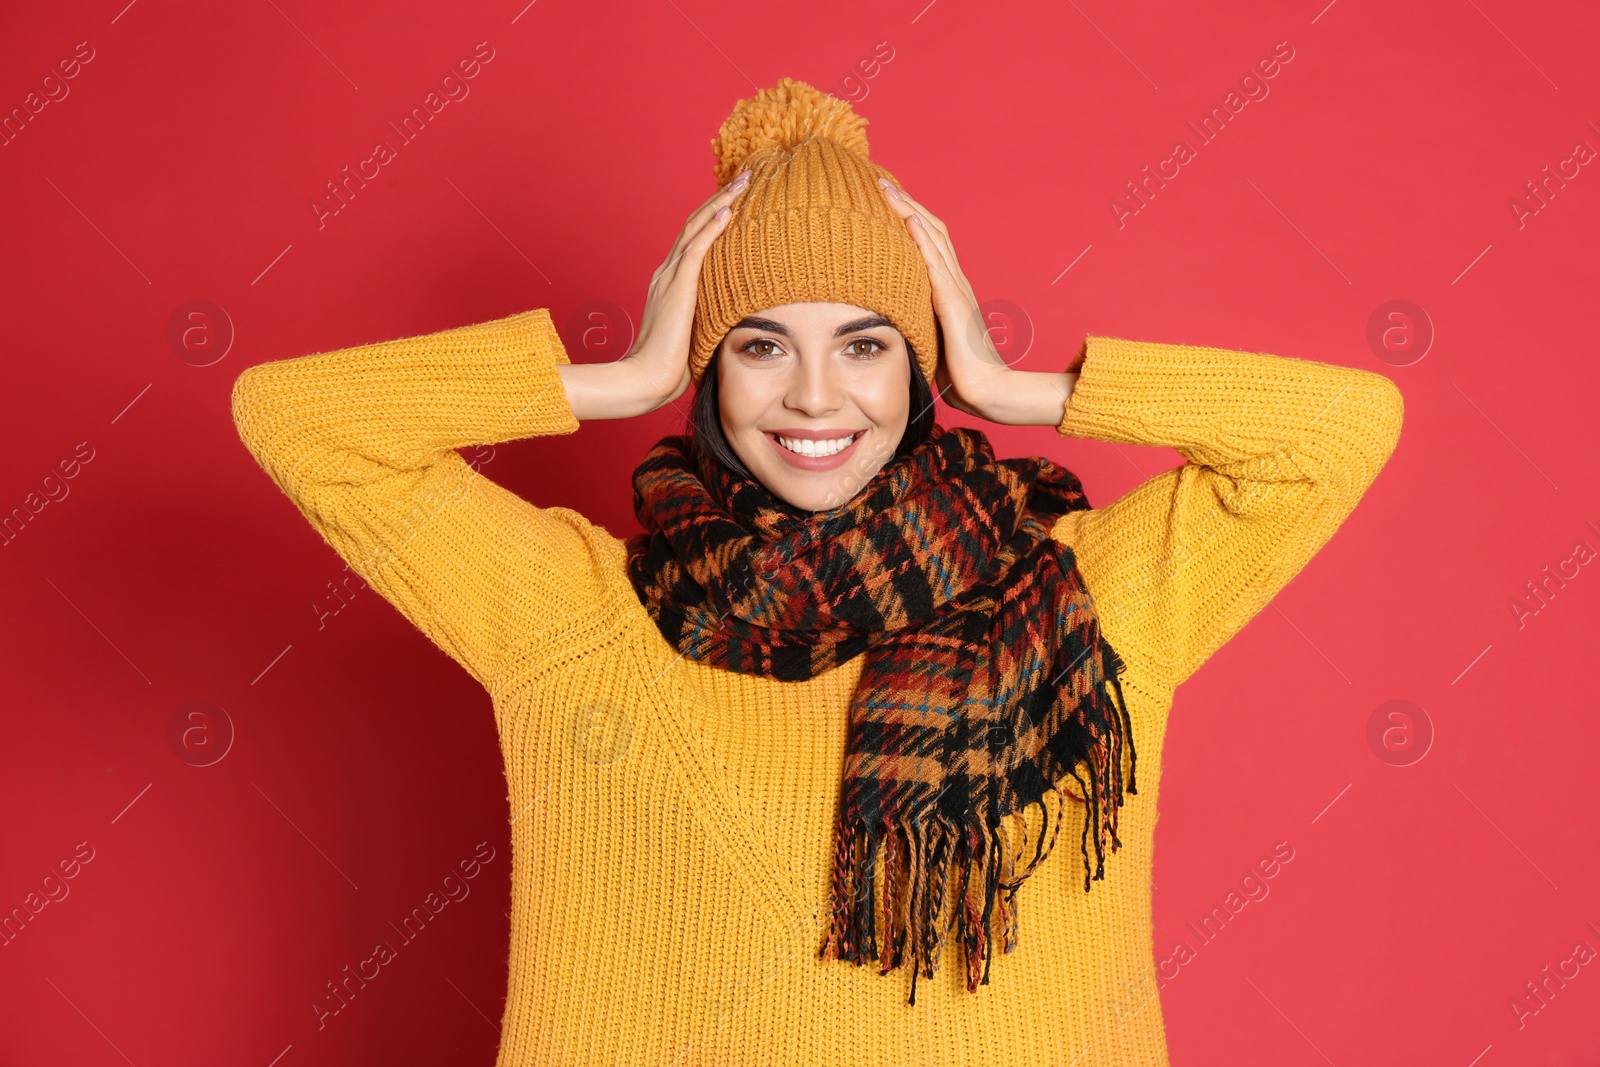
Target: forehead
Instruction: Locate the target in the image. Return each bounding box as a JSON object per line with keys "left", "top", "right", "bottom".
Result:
{"left": 729, "top": 302, "right": 898, "bottom": 333}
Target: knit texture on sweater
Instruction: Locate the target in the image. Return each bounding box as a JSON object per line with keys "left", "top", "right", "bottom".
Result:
{"left": 231, "top": 308, "right": 1403, "bottom": 1066}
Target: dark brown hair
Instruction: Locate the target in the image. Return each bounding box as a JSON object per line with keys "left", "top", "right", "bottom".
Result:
{"left": 688, "top": 335, "right": 937, "bottom": 485}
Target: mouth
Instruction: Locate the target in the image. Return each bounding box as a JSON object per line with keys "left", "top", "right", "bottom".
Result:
{"left": 764, "top": 430, "right": 866, "bottom": 471}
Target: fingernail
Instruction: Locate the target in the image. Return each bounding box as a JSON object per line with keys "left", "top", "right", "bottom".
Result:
{"left": 714, "top": 205, "right": 730, "bottom": 220}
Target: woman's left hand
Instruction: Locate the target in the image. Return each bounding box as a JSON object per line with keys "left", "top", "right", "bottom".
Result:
{"left": 878, "top": 178, "right": 1078, "bottom": 427}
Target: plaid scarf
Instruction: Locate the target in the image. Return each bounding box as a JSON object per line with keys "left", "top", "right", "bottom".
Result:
{"left": 623, "top": 423, "right": 1136, "bottom": 1004}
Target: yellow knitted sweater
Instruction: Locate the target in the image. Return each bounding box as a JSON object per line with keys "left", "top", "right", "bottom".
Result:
{"left": 231, "top": 308, "right": 1403, "bottom": 1066}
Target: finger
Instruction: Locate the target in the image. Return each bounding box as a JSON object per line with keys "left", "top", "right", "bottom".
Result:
{"left": 661, "top": 198, "right": 737, "bottom": 288}
{"left": 693, "top": 169, "right": 752, "bottom": 222}
{"left": 881, "top": 182, "right": 950, "bottom": 239}
{"left": 668, "top": 170, "right": 752, "bottom": 263}
{"left": 892, "top": 196, "right": 980, "bottom": 312}
{"left": 878, "top": 181, "right": 940, "bottom": 243}
{"left": 697, "top": 172, "right": 752, "bottom": 227}
{"left": 905, "top": 198, "right": 963, "bottom": 277}
{"left": 656, "top": 198, "right": 742, "bottom": 292}
{"left": 905, "top": 211, "right": 957, "bottom": 282}
{"left": 878, "top": 182, "right": 951, "bottom": 268}
{"left": 879, "top": 181, "right": 966, "bottom": 285}
{"left": 911, "top": 215, "right": 979, "bottom": 310}
{"left": 905, "top": 215, "right": 973, "bottom": 315}
{"left": 663, "top": 180, "right": 744, "bottom": 271}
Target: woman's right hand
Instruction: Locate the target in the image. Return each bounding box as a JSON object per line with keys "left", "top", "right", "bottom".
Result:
{"left": 556, "top": 168, "right": 751, "bottom": 421}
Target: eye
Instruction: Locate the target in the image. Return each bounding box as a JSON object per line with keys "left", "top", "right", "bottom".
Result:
{"left": 847, "top": 338, "right": 886, "bottom": 358}
{"left": 739, "top": 338, "right": 782, "bottom": 359}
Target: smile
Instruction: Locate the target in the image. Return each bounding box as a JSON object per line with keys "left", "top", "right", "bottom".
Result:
{"left": 765, "top": 430, "right": 866, "bottom": 471}
{"left": 776, "top": 433, "right": 856, "bottom": 456}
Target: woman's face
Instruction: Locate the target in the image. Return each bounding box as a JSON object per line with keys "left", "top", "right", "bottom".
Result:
{"left": 717, "top": 302, "right": 912, "bottom": 512}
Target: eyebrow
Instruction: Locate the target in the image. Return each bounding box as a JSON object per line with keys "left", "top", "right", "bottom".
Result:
{"left": 729, "top": 314, "right": 896, "bottom": 338}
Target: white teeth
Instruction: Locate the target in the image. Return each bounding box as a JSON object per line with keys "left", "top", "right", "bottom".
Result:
{"left": 776, "top": 433, "right": 857, "bottom": 457}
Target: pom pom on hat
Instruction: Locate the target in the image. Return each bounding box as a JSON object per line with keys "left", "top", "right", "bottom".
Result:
{"left": 710, "top": 77, "right": 870, "bottom": 185}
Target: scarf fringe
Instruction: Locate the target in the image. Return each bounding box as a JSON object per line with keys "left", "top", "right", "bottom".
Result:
{"left": 819, "top": 645, "right": 1138, "bottom": 1004}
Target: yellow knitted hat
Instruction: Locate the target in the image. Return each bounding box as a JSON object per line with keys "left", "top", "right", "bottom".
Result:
{"left": 689, "top": 77, "right": 939, "bottom": 386}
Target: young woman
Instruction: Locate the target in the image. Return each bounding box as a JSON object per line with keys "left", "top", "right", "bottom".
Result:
{"left": 233, "top": 79, "right": 1403, "bottom": 1066}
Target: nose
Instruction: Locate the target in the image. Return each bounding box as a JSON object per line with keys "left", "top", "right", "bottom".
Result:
{"left": 783, "top": 349, "right": 845, "bottom": 416}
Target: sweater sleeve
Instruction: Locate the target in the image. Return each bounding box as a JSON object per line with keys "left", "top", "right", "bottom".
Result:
{"left": 1049, "top": 334, "right": 1404, "bottom": 690}
{"left": 231, "top": 308, "right": 622, "bottom": 690}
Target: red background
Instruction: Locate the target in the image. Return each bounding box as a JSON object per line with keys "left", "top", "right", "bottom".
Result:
{"left": 3, "top": 1, "right": 1598, "bottom": 1064}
